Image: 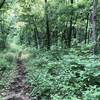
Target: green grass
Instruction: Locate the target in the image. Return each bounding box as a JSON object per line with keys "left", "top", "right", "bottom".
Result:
{"left": 0, "top": 50, "right": 16, "bottom": 99}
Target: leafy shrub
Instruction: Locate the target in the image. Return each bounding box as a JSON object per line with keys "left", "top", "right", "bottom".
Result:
{"left": 25, "top": 48, "right": 100, "bottom": 100}
{"left": 0, "top": 58, "right": 10, "bottom": 72}
{"left": 0, "top": 53, "right": 15, "bottom": 93}
{"left": 4, "top": 52, "right": 15, "bottom": 62}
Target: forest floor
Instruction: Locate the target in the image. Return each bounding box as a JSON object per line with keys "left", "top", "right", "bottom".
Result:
{"left": 2, "top": 54, "right": 31, "bottom": 100}
{"left": 0, "top": 43, "right": 100, "bottom": 100}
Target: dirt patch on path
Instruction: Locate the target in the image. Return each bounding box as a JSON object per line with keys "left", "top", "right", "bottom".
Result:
{"left": 4, "top": 54, "right": 31, "bottom": 100}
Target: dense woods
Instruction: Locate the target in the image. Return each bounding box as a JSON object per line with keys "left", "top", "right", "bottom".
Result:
{"left": 0, "top": 0, "right": 100, "bottom": 50}
{"left": 0, "top": 0, "right": 100, "bottom": 100}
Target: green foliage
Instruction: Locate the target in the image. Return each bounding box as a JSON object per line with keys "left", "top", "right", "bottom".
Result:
{"left": 83, "top": 86, "right": 100, "bottom": 100}
{"left": 0, "top": 51, "right": 16, "bottom": 92}
{"left": 0, "top": 33, "right": 7, "bottom": 50}
{"left": 0, "top": 0, "right": 100, "bottom": 99}
{"left": 25, "top": 48, "right": 100, "bottom": 100}
{"left": 4, "top": 52, "right": 15, "bottom": 62}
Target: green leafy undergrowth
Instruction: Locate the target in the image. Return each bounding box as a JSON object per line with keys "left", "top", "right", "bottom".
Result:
{"left": 25, "top": 48, "right": 100, "bottom": 100}
{"left": 0, "top": 51, "right": 16, "bottom": 96}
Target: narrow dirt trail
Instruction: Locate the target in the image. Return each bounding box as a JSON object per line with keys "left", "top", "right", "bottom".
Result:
{"left": 4, "top": 53, "right": 31, "bottom": 100}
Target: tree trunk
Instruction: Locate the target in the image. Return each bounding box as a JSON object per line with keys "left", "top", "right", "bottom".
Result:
{"left": 61, "top": 22, "right": 68, "bottom": 48}
{"left": 45, "top": 0, "right": 50, "bottom": 50}
{"left": 34, "top": 27, "right": 39, "bottom": 49}
{"left": 67, "top": 0, "right": 73, "bottom": 48}
{"left": 32, "top": 18, "right": 40, "bottom": 49}
{"left": 0, "top": 0, "right": 6, "bottom": 50}
{"left": 85, "top": 13, "right": 89, "bottom": 44}
{"left": 92, "top": 0, "right": 97, "bottom": 54}
{"left": 0, "top": 0, "right": 5, "bottom": 9}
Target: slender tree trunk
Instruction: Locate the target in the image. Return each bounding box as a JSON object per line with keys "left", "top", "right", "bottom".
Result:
{"left": 68, "top": 0, "right": 73, "bottom": 48}
{"left": 61, "top": 22, "right": 68, "bottom": 48}
{"left": 32, "top": 18, "right": 40, "bottom": 49}
{"left": 85, "top": 13, "right": 89, "bottom": 44}
{"left": 73, "top": 27, "right": 76, "bottom": 38}
{"left": 45, "top": 0, "right": 50, "bottom": 50}
{"left": 87, "top": 31, "right": 90, "bottom": 44}
{"left": 34, "top": 27, "right": 39, "bottom": 49}
{"left": 0, "top": 0, "right": 5, "bottom": 9}
{"left": 73, "top": 14, "right": 78, "bottom": 39}
{"left": 92, "top": 0, "right": 97, "bottom": 54}
{"left": 55, "top": 31, "right": 58, "bottom": 46}
{"left": 0, "top": 0, "right": 6, "bottom": 50}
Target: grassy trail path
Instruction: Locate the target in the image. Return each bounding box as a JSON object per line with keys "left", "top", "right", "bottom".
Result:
{"left": 4, "top": 53, "right": 31, "bottom": 100}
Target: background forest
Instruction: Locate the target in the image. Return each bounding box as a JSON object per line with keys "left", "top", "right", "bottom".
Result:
{"left": 0, "top": 0, "right": 100, "bottom": 100}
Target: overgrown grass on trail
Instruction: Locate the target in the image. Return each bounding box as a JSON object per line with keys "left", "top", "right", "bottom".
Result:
{"left": 0, "top": 43, "right": 23, "bottom": 99}
{"left": 25, "top": 47, "right": 100, "bottom": 100}
{"left": 0, "top": 51, "right": 16, "bottom": 99}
